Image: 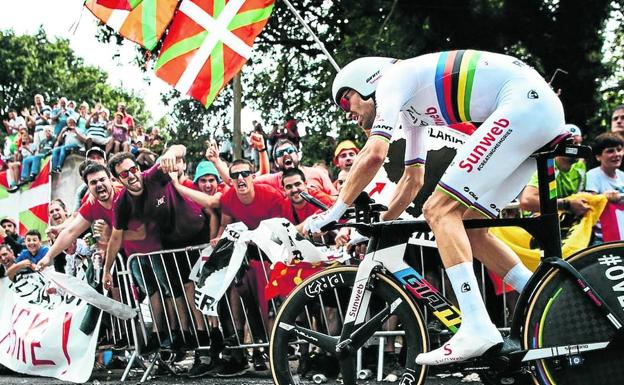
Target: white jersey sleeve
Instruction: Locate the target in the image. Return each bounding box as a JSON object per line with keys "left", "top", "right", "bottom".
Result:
{"left": 401, "top": 115, "right": 427, "bottom": 167}
{"left": 370, "top": 63, "right": 421, "bottom": 142}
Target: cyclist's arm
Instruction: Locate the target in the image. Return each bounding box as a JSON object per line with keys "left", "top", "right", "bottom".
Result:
{"left": 381, "top": 165, "right": 424, "bottom": 220}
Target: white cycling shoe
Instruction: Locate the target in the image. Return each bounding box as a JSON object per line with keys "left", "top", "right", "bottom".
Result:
{"left": 416, "top": 325, "right": 503, "bottom": 366}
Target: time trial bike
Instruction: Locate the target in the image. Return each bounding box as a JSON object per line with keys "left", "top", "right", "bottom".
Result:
{"left": 269, "top": 140, "right": 624, "bottom": 385}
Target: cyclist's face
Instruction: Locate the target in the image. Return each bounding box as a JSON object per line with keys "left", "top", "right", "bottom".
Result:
{"left": 597, "top": 145, "right": 623, "bottom": 169}
{"left": 342, "top": 90, "right": 375, "bottom": 131}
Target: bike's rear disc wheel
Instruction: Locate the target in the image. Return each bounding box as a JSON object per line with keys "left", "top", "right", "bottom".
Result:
{"left": 524, "top": 242, "right": 624, "bottom": 385}
{"left": 270, "top": 266, "right": 429, "bottom": 385}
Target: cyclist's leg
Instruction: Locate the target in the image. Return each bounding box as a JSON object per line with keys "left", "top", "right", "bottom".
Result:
{"left": 465, "top": 158, "right": 536, "bottom": 291}
{"left": 421, "top": 192, "right": 502, "bottom": 365}
{"left": 420, "top": 77, "right": 565, "bottom": 365}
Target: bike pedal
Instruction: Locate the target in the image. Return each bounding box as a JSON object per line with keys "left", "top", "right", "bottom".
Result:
{"left": 485, "top": 337, "right": 521, "bottom": 357}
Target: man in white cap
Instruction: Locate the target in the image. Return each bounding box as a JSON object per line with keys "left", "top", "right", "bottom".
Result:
{"left": 519, "top": 124, "right": 589, "bottom": 216}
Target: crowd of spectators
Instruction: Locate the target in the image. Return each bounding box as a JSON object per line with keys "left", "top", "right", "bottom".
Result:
{"left": 1, "top": 94, "right": 161, "bottom": 192}
{"left": 2, "top": 103, "right": 624, "bottom": 379}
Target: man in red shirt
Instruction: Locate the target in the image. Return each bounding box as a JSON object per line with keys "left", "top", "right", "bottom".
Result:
{"left": 216, "top": 159, "right": 284, "bottom": 374}
{"left": 254, "top": 139, "right": 338, "bottom": 196}
{"left": 218, "top": 159, "right": 284, "bottom": 237}
{"left": 37, "top": 162, "right": 120, "bottom": 268}
{"left": 281, "top": 168, "right": 335, "bottom": 227}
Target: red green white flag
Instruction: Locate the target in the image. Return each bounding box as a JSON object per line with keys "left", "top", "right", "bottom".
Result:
{"left": 155, "top": 0, "right": 275, "bottom": 107}
{"left": 0, "top": 157, "right": 51, "bottom": 238}
{"left": 85, "top": 0, "right": 179, "bottom": 50}
{"left": 96, "top": 0, "right": 142, "bottom": 10}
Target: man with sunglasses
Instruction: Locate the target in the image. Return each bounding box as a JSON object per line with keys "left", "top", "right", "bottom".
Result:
{"left": 305, "top": 51, "right": 566, "bottom": 365}
{"left": 212, "top": 159, "right": 284, "bottom": 374}
{"left": 108, "top": 149, "right": 212, "bottom": 347}
{"left": 217, "top": 159, "right": 284, "bottom": 239}
{"left": 255, "top": 139, "right": 337, "bottom": 196}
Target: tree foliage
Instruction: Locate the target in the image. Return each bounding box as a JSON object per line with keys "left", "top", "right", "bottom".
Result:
{"left": 247, "top": 0, "right": 618, "bottom": 154}
{"left": 94, "top": 0, "right": 621, "bottom": 164}
{"left": 0, "top": 28, "right": 150, "bottom": 124}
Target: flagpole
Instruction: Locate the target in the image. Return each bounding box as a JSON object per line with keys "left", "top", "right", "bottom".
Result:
{"left": 281, "top": 0, "right": 341, "bottom": 72}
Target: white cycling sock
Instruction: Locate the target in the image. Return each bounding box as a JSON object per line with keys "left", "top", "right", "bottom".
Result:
{"left": 446, "top": 262, "right": 492, "bottom": 331}
{"left": 503, "top": 263, "right": 532, "bottom": 293}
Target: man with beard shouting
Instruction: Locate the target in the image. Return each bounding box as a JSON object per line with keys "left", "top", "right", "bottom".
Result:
{"left": 37, "top": 161, "right": 122, "bottom": 268}
{"left": 254, "top": 139, "right": 338, "bottom": 196}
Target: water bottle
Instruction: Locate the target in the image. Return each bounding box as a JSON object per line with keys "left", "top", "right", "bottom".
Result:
{"left": 93, "top": 251, "right": 103, "bottom": 284}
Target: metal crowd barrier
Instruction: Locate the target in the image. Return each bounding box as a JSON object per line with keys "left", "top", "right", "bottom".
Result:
{"left": 96, "top": 238, "right": 519, "bottom": 382}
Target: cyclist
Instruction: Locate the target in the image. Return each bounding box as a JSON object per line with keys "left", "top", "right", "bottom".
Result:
{"left": 305, "top": 50, "right": 566, "bottom": 365}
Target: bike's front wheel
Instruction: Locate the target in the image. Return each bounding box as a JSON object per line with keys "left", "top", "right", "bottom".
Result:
{"left": 524, "top": 242, "right": 624, "bottom": 385}
{"left": 269, "top": 265, "right": 429, "bottom": 385}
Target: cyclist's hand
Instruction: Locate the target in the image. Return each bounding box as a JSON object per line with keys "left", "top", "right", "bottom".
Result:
{"left": 605, "top": 190, "right": 621, "bottom": 203}
{"left": 334, "top": 227, "right": 351, "bottom": 246}
{"left": 569, "top": 198, "right": 590, "bottom": 216}
{"left": 304, "top": 201, "right": 349, "bottom": 235}
{"left": 304, "top": 213, "right": 330, "bottom": 235}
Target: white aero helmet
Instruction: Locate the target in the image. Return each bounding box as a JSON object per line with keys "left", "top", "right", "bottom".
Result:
{"left": 331, "top": 57, "right": 398, "bottom": 106}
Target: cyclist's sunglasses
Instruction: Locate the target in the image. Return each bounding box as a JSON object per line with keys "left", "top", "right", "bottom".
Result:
{"left": 118, "top": 166, "right": 139, "bottom": 179}
{"left": 339, "top": 91, "right": 352, "bottom": 112}
{"left": 275, "top": 147, "right": 297, "bottom": 158}
{"left": 229, "top": 170, "right": 252, "bottom": 179}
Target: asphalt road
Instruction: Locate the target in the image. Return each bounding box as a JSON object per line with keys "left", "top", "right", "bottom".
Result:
{"left": 0, "top": 369, "right": 484, "bottom": 385}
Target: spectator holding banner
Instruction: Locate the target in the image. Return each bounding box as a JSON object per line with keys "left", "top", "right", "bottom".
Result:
{"left": 9, "top": 230, "right": 48, "bottom": 277}
{"left": 217, "top": 159, "right": 284, "bottom": 237}
{"left": 214, "top": 159, "right": 284, "bottom": 375}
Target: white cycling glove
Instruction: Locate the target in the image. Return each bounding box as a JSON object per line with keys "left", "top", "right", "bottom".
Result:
{"left": 304, "top": 199, "right": 349, "bottom": 234}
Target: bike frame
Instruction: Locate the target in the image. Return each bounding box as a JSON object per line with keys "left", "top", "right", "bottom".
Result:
{"left": 333, "top": 143, "right": 624, "bottom": 363}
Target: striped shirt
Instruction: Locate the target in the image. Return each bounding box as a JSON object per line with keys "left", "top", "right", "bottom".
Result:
{"left": 87, "top": 120, "right": 109, "bottom": 139}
